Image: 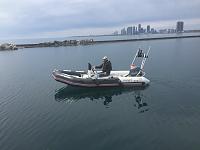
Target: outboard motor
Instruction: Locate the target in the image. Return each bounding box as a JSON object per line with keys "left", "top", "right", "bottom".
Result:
{"left": 88, "top": 63, "right": 92, "bottom": 70}
{"left": 88, "top": 63, "right": 92, "bottom": 77}
{"left": 87, "top": 63, "right": 97, "bottom": 78}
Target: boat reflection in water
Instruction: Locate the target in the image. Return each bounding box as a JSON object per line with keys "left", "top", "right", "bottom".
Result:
{"left": 133, "top": 90, "right": 149, "bottom": 113}
{"left": 55, "top": 86, "right": 149, "bottom": 112}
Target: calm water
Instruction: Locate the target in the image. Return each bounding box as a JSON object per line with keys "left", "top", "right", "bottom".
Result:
{"left": 0, "top": 37, "right": 200, "bottom": 150}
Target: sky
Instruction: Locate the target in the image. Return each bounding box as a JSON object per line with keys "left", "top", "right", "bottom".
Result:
{"left": 0, "top": 0, "right": 200, "bottom": 39}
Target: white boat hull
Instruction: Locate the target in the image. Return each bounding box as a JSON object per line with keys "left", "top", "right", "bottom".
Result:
{"left": 52, "top": 70, "right": 150, "bottom": 88}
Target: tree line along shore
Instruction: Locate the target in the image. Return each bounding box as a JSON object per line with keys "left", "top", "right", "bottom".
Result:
{"left": 1, "top": 34, "right": 200, "bottom": 51}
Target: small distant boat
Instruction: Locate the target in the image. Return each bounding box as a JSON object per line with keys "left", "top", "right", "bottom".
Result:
{"left": 52, "top": 47, "right": 151, "bottom": 88}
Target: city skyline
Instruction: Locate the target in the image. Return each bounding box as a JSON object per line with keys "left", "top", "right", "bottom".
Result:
{"left": 0, "top": 0, "right": 200, "bottom": 39}
{"left": 114, "top": 21, "right": 185, "bottom": 36}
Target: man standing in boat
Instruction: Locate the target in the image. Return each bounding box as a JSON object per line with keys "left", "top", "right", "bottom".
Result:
{"left": 95, "top": 56, "right": 112, "bottom": 77}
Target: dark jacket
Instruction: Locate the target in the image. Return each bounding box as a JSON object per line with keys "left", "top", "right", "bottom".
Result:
{"left": 95, "top": 60, "right": 112, "bottom": 75}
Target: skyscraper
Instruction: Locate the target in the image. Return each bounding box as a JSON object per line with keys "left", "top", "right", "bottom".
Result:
{"left": 127, "top": 27, "right": 133, "bottom": 35}
{"left": 121, "top": 28, "right": 126, "bottom": 35}
{"left": 138, "top": 24, "right": 141, "bottom": 33}
{"left": 176, "top": 21, "right": 184, "bottom": 32}
{"left": 133, "top": 26, "right": 136, "bottom": 34}
{"left": 147, "top": 25, "right": 150, "bottom": 33}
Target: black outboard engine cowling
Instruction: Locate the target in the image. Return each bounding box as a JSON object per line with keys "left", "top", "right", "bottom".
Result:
{"left": 88, "top": 63, "right": 92, "bottom": 70}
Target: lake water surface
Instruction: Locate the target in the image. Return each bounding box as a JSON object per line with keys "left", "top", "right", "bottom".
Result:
{"left": 0, "top": 37, "right": 200, "bottom": 150}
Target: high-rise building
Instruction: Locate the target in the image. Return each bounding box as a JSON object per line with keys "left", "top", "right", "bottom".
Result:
{"left": 133, "top": 26, "right": 136, "bottom": 34}
{"left": 147, "top": 25, "right": 150, "bottom": 33}
{"left": 176, "top": 21, "right": 184, "bottom": 32}
{"left": 138, "top": 24, "right": 141, "bottom": 33}
{"left": 127, "top": 27, "right": 133, "bottom": 35}
{"left": 151, "top": 28, "right": 156, "bottom": 33}
{"left": 121, "top": 28, "right": 126, "bottom": 35}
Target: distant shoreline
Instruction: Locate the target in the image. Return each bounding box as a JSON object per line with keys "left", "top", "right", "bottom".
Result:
{"left": 15, "top": 34, "right": 200, "bottom": 49}
{"left": 94, "top": 34, "right": 200, "bottom": 43}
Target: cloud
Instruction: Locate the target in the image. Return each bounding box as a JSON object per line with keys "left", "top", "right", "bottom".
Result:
{"left": 0, "top": 0, "right": 200, "bottom": 38}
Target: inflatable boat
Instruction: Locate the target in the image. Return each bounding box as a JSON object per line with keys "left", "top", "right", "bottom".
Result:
{"left": 52, "top": 47, "right": 151, "bottom": 88}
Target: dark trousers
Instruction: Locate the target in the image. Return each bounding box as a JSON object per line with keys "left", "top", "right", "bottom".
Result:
{"left": 98, "top": 71, "right": 110, "bottom": 77}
